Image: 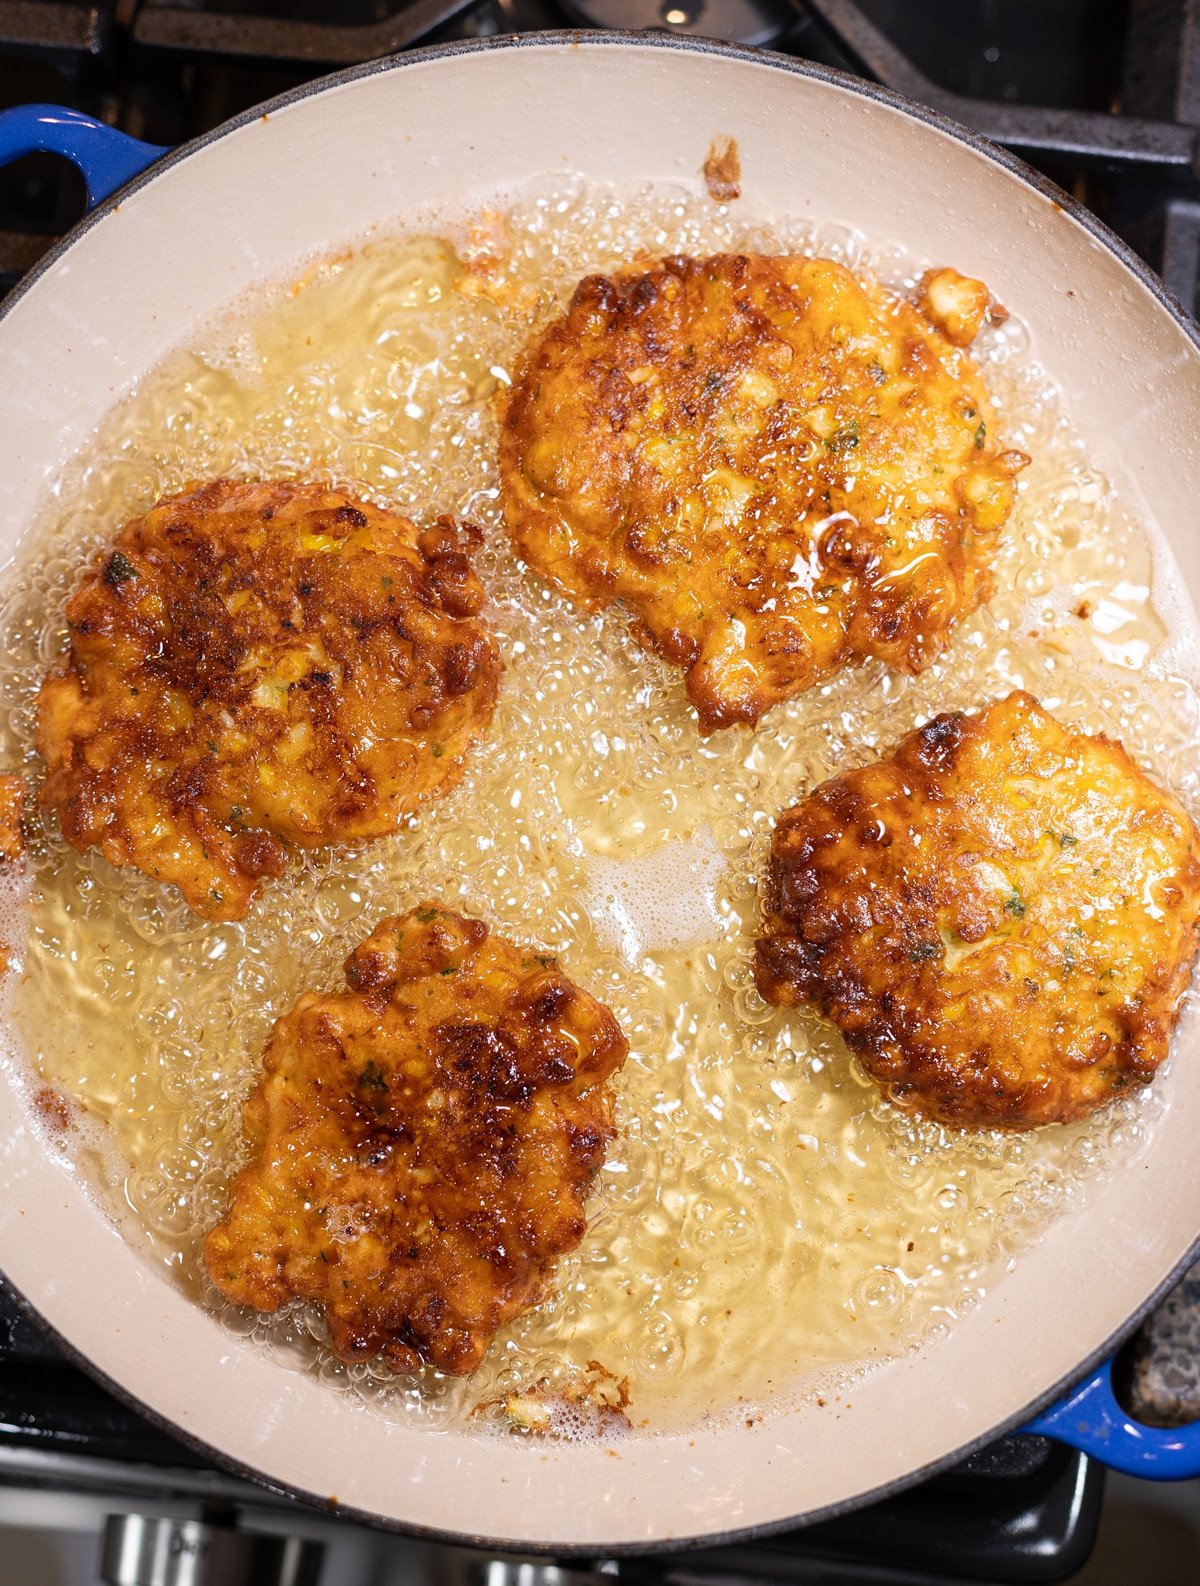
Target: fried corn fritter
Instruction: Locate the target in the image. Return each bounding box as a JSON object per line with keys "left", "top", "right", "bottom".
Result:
{"left": 205, "top": 905, "right": 629, "bottom": 1374}
{"left": 500, "top": 254, "right": 1027, "bottom": 732}
{"left": 755, "top": 692, "right": 1200, "bottom": 1129}
{"left": 37, "top": 480, "right": 500, "bottom": 920}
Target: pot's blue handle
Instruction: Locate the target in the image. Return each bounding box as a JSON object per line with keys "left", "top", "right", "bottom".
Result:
{"left": 1024, "top": 1358, "right": 1200, "bottom": 1478}
{"left": 0, "top": 105, "right": 168, "bottom": 208}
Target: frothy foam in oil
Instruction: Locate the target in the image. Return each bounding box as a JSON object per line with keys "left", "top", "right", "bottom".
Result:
{"left": 586, "top": 827, "right": 727, "bottom": 964}
{"left": 0, "top": 178, "right": 1196, "bottom": 1434}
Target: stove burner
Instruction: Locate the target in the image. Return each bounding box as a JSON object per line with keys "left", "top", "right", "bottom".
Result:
{"left": 853, "top": 0, "right": 1128, "bottom": 108}
{"left": 802, "top": 0, "right": 1200, "bottom": 308}
{"left": 561, "top": 0, "right": 797, "bottom": 49}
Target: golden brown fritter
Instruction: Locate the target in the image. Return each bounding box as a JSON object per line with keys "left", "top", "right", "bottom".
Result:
{"left": 37, "top": 480, "right": 500, "bottom": 920}
{"left": 755, "top": 692, "right": 1200, "bottom": 1129}
{"left": 205, "top": 904, "right": 629, "bottom": 1375}
{"left": 500, "top": 253, "right": 1027, "bottom": 733}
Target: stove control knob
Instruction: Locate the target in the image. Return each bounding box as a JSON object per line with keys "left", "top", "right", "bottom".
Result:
{"left": 100, "top": 1511, "right": 323, "bottom": 1586}
{"left": 435, "top": 1559, "right": 620, "bottom": 1586}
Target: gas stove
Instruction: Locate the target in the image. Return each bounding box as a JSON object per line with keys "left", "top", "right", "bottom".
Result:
{"left": 1, "top": 3, "right": 1198, "bottom": 1583}
{"left": 1, "top": 0, "right": 1198, "bottom": 311}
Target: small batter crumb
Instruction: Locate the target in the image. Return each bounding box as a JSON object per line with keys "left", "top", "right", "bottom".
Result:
{"left": 33, "top": 1086, "right": 73, "bottom": 1135}
{"left": 918, "top": 266, "right": 1003, "bottom": 347}
{"left": 702, "top": 135, "right": 741, "bottom": 203}
{"left": 476, "top": 1359, "right": 632, "bottom": 1437}
{"left": 0, "top": 774, "right": 28, "bottom": 864}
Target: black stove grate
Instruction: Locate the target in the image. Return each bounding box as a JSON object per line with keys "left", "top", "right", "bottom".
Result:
{"left": 1, "top": 1, "right": 1199, "bottom": 307}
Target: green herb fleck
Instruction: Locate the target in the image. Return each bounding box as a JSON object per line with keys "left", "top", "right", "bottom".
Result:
{"left": 359, "top": 1061, "right": 389, "bottom": 1093}
{"left": 1024, "top": 977, "right": 1040, "bottom": 997}
{"left": 909, "top": 940, "right": 940, "bottom": 963}
{"left": 974, "top": 420, "right": 986, "bottom": 449}
{"left": 103, "top": 550, "right": 139, "bottom": 587}
{"left": 536, "top": 954, "right": 557, "bottom": 968}
{"left": 381, "top": 575, "right": 393, "bottom": 588}
{"left": 439, "top": 965, "right": 459, "bottom": 976}
{"left": 432, "top": 744, "right": 444, "bottom": 759}
{"left": 827, "top": 420, "right": 860, "bottom": 454}
{"left": 1003, "top": 888, "right": 1026, "bottom": 918}
{"left": 230, "top": 805, "right": 244, "bottom": 821}
{"left": 417, "top": 907, "right": 438, "bottom": 923}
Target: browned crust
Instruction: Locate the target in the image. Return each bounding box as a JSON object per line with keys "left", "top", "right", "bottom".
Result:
{"left": 755, "top": 691, "right": 1200, "bottom": 1129}
{"left": 204, "top": 904, "right": 629, "bottom": 1375}
{"left": 36, "top": 480, "right": 501, "bottom": 919}
{"left": 500, "top": 253, "right": 1028, "bottom": 733}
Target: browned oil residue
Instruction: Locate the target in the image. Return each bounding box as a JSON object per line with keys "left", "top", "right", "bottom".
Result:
{"left": 34, "top": 1086, "right": 74, "bottom": 1135}
{"left": 474, "top": 1359, "right": 632, "bottom": 1439}
{"left": 703, "top": 135, "right": 741, "bottom": 202}
{"left": 0, "top": 773, "right": 28, "bottom": 864}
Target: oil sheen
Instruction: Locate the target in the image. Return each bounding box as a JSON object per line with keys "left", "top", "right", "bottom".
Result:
{"left": 1, "top": 179, "right": 1197, "bottom": 1435}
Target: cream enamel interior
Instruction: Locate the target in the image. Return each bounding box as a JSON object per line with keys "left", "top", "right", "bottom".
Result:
{"left": 1, "top": 37, "right": 1199, "bottom": 1547}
